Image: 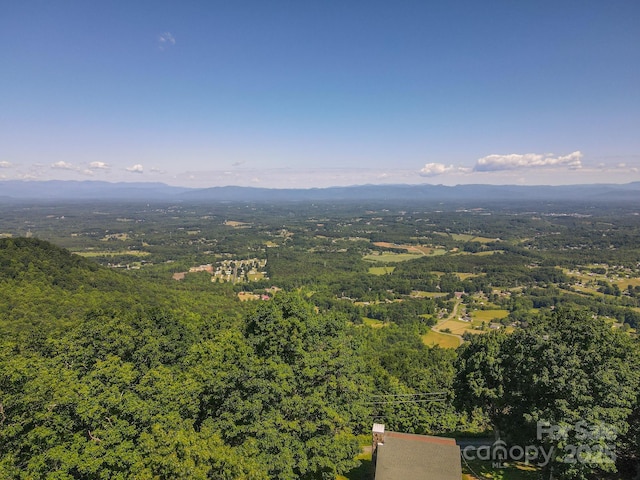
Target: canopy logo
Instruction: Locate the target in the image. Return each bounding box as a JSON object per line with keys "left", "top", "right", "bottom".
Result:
{"left": 461, "top": 420, "right": 617, "bottom": 467}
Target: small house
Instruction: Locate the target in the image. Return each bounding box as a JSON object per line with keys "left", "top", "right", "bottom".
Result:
{"left": 371, "top": 424, "right": 462, "bottom": 480}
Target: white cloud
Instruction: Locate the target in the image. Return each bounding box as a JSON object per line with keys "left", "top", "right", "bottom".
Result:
{"left": 475, "top": 151, "right": 583, "bottom": 172}
{"left": 0, "top": 161, "right": 12, "bottom": 168}
{"left": 126, "top": 164, "right": 144, "bottom": 173}
{"left": 149, "top": 167, "right": 166, "bottom": 174}
{"left": 420, "top": 163, "right": 457, "bottom": 177}
{"left": 51, "top": 161, "right": 74, "bottom": 170}
{"left": 158, "top": 32, "right": 176, "bottom": 50}
{"left": 81, "top": 169, "right": 95, "bottom": 176}
{"left": 89, "top": 161, "right": 110, "bottom": 169}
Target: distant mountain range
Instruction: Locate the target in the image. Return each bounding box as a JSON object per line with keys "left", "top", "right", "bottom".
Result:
{"left": 1, "top": 180, "right": 640, "bottom": 204}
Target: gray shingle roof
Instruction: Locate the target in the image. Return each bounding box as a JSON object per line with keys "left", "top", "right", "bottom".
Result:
{"left": 374, "top": 431, "right": 462, "bottom": 480}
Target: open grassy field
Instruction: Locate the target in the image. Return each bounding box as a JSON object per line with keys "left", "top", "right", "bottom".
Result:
{"left": 616, "top": 277, "right": 640, "bottom": 289}
{"left": 414, "top": 291, "right": 448, "bottom": 298}
{"left": 457, "top": 272, "right": 478, "bottom": 280}
{"left": 362, "top": 317, "right": 388, "bottom": 328}
{"left": 421, "top": 329, "right": 462, "bottom": 348}
{"left": 224, "top": 220, "right": 251, "bottom": 227}
{"left": 368, "top": 266, "right": 396, "bottom": 275}
{"left": 572, "top": 284, "right": 604, "bottom": 296}
{"left": 435, "top": 318, "right": 483, "bottom": 336}
{"left": 429, "top": 271, "right": 480, "bottom": 280}
{"left": 448, "top": 234, "right": 497, "bottom": 244}
{"left": 370, "top": 242, "right": 447, "bottom": 257}
{"left": 237, "top": 292, "right": 261, "bottom": 301}
{"left": 472, "top": 236, "right": 498, "bottom": 244}
{"left": 471, "top": 309, "right": 510, "bottom": 322}
{"left": 363, "top": 252, "right": 423, "bottom": 262}
{"left": 75, "top": 250, "right": 150, "bottom": 257}
{"left": 451, "top": 233, "right": 476, "bottom": 241}
{"left": 247, "top": 272, "right": 267, "bottom": 281}
{"left": 372, "top": 242, "right": 432, "bottom": 254}
{"left": 473, "top": 250, "right": 502, "bottom": 256}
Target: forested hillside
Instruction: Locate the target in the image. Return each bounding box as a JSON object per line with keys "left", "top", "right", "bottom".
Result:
{"left": 1, "top": 233, "right": 639, "bottom": 479}
{"left": 0, "top": 239, "right": 458, "bottom": 479}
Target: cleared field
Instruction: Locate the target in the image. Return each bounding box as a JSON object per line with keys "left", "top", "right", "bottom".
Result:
{"left": 247, "top": 272, "right": 266, "bottom": 281}
{"left": 449, "top": 234, "right": 497, "bottom": 244}
{"left": 421, "top": 329, "right": 462, "bottom": 348}
{"left": 368, "top": 266, "right": 396, "bottom": 275}
{"left": 616, "top": 277, "right": 640, "bottom": 289}
{"left": 372, "top": 241, "right": 429, "bottom": 254}
{"left": 237, "top": 292, "right": 261, "bottom": 301}
{"left": 451, "top": 234, "right": 475, "bottom": 241}
{"left": 572, "top": 284, "right": 603, "bottom": 296}
{"left": 224, "top": 220, "right": 251, "bottom": 227}
{"left": 413, "top": 291, "right": 448, "bottom": 298}
{"left": 472, "top": 309, "right": 509, "bottom": 322}
{"left": 451, "top": 250, "right": 500, "bottom": 257}
{"left": 472, "top": 236, "right": 498, "bottom": 244}
{"left": 363, "top": 252, "right": 422, "bottom": 263}
{"left": 75, "top": 250, "right": 150, "bottom": 257}
{"left": 431, "top": 271, "right": 477, "bottom": 280}
{"left": 457, "top": 272, "right": 477, "bottom": 280}
{"left": 435, "top": 318, "right": 483, "bottom": 336}
{"left": 371, "top": 242, "right": 447, "bottom": 256}
{"left": 362, "top": 317, "right": 388, "bottom": 328}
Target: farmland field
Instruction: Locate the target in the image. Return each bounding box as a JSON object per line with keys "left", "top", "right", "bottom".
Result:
{"left": 363, "top": 252, "right": 423, "bottom": 262}
{"left": 435, "top": 318, "right": 483, "bottom": 336}
{"left": 421, "top": 329, "right": 462, "bottom": 348}
{"left": 368, "top": 266, "right": 396, "bottom": 275}
{"left": 362, "top": 317, "right": 388, "bottom": 328}
{"left": 74, "top": 250, "right": 150, "bottom": 257}
{"left": 471, "top": 309, "right": 510, "bottom": 322}
{"left": 414, "top": 291, "right": 448, "bottom": 298}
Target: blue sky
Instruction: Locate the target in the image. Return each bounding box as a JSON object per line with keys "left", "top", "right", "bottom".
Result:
{"left": 1, "top": 0, "right": 639, "bottom": 187}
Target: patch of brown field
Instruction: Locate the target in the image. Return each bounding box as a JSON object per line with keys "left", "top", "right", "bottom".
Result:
{"left": 237, "top": 292, "right": 260, "bottom": 301}
{"left": 224, "top": 220, "right": 251, "bottom": 227}
{"left": 372, "top": 242, "right": 432, "bottom": 255}
{"left": 372, "top": 241, "right": 399, "bottom": 249}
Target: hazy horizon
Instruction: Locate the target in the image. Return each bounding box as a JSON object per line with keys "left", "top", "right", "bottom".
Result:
{"left": 2, "top": 177, "right": 640, "bottom": 191}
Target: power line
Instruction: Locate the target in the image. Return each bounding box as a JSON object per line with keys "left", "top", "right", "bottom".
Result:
{"left": 364, "top": 399, "right": 447, "bottom": 405}
{"left": 360, "top": 391, "right": 448, "bottom": 405}
{"left": 370, "top": 392, "right": 446, "bottom": 398}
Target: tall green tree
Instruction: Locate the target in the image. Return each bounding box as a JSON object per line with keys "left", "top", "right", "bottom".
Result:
{"left": 455, "top": 308, "right": 640, "bottom": 479}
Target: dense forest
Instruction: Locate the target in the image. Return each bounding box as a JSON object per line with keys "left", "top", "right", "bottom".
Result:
{"left": 1, "top": 200, "right": 640, "bottom": 479}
